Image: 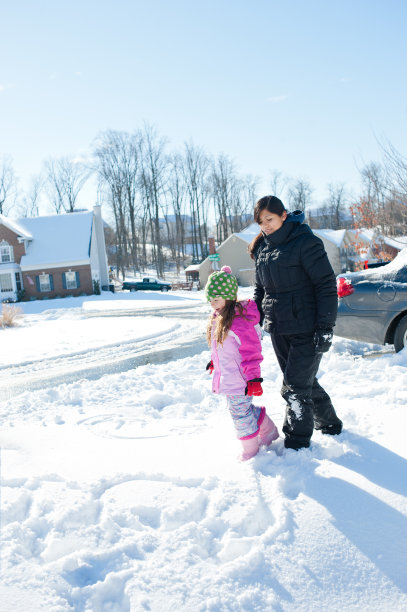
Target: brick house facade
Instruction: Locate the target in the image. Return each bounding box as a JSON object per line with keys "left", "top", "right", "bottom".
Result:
{"left": 20, "top": 264, "right": 93, "bottom": 300}
{"left": 0, "top": 206, "right": 108, "bottom": 302}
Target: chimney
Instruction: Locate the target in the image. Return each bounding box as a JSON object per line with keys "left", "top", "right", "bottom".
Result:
{"left": 93, "top": 205, "right": 109, "bottom": 286}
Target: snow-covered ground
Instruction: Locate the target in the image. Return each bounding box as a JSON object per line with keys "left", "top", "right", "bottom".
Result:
{"left": 1, "top": 289, "right": 407, "bottom": 611}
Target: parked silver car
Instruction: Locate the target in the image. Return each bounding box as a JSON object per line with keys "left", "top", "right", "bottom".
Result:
{"left": 335, "top": 250, "right": 407, "bottom": 352}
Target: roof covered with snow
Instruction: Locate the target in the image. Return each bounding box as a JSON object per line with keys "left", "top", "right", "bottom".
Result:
{"left": 184, "top": 264, "right": 200, "bottom": 272}
{"left": 0, "top": 213, "right": 33, "bottom": 239}
{"left": 234, "top": 222, "right": 260, "bottom": 243}
{"left": 383, "top": 235, "right": 407, "bottom": 249}
{"left": 349, "top": 228, "right": 407, "bottom": 251}
{"left": 16, "top": 211, "right": 94, "bottom": 268}
{"left": 313, "top": 228, "right": 346, "bottom": 247}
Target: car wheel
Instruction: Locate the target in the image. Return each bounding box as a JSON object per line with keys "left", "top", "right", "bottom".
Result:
{"left": 130, "top": 287, "right": 137, "bottom": 292}
{"left": 161, "top": 286, "right": 168, "bottom": 292}
{"left": 394, "top": 315, "right": 407, "bottom": 352}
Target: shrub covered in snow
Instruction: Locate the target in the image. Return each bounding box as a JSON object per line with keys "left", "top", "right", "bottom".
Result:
{"left": 0, "top": 304, "right": 23, "bottom": 328}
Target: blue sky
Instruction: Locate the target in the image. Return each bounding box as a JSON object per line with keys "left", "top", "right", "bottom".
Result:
{"left": 1, "top": 0, "right": 406, "bottom": 211}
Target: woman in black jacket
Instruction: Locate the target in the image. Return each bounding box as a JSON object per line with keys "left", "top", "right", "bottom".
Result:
{"left": 249, "top": 195, "right": 342, "bottom": 450}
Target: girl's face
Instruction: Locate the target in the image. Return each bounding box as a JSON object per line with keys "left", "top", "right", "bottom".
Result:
{"left": 258, "top": 209, "right": 287, "bottom": 235}
{"left": 210, "top": 296, "right": 226, "bottom": 311}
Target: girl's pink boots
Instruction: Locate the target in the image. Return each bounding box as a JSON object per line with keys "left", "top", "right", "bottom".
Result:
{"left": 239, "top": 409, "right": 279, "bottom": 461}
{"left": 239, "top": 436, "right": 260, "bottom": 461}
{"left": 258, "top": 410, "right": 279, "bottom": 446}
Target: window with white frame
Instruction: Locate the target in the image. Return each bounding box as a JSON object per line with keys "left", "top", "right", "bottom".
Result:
{"left": 39, "top": 273, "right": 51, "bottom": 292}
{"left": 65, "top": 270, "right": 77, "bottom": 290}
{"left": 15, "top": 272, "right": 22, "bottom": 291}
{"left": 0, "top": 243, "right": 13, "bottom": 263}
{"left": 0, "top": 273, "right": 13, "bottom": 292}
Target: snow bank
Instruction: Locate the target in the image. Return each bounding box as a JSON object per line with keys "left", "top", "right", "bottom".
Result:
{"left": 1, "top": 296, "right": 407, "bottom": 611}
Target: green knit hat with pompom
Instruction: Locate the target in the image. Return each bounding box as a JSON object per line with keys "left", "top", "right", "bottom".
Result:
{"left": 205, "top": 265, "right": 238, "bottom": 301}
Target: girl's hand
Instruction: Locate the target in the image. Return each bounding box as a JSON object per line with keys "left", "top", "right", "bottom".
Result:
{"left": 206, "top": 360, "right": 214, "bottom": 374}
{"left": 245, "top": 379, "right": 263, "bottom": 396}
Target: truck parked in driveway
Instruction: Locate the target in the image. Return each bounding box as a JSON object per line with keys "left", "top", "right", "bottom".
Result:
{"left": 121, "top": 277, "right": 172, "bottom": 292}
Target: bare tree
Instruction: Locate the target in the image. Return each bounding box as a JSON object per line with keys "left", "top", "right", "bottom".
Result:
{"left": 94, "top": 130, "right": 144, "bottom": 275}
{"left": 377, "top": 141, "right": 407, "bottom": 233}
{"left": 357, "top": 155, "right": 407, "bottom": 236}
{"left": 139, "top": 124, "right": 169, "bottom": 277}
{"left": 44, "top": 156, "right": 89, "bottom": 213}
{"left": 19, "top": 174, "right": 43, "bottom": 217}
{"left": 167, "top": 153, "right": 188, "bottom": 271}
{"left": 287, "top": 178, "right": 313, "bottom": 215}
{"left": 360, "top": 162, "right": 387, "bottom": 208}
{"left": 211, "top": 154, "right": 238, "bottom": 244}
{"left": 228, "top": 174, "right": 257, "bottom": 233}
{"left": 325, "top": 182, "right": 347, "bottom": 229}
{"left": 241, "top": 175, "right": 258, "bottom": 222}
{"left": 269, "top": 169, "right": 288, "bottom": 200}
{"left": 182, "top": 142, "right": 210, "bottom": 262}
{"left": 94, "top": 135, "right": 130, "bottom": 279}
{"left": 123, "top": 132, "right": 143, "bottom": 272}
{"left": 380, "top": 139, "right": 407, "bottom": 198}
{"left": 0, "top": 156, "right": 17, "bottom": 215}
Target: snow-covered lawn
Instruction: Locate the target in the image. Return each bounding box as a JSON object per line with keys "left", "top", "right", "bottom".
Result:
{"left": 1, "top": 290, "right": 407, "bottom": 611}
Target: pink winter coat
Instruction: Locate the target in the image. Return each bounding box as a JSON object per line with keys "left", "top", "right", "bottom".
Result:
{"left": 210, "top": 299, "right": 263, "bottom": 396}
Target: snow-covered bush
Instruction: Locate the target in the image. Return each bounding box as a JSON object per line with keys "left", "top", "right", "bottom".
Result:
{"left": 0, "top": 304, "right": 23, "bottom": 328}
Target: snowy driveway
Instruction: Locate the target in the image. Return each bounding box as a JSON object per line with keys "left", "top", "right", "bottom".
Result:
{"left": 1, "top": 291, "right": 407, "bottom": 611}
{"left": 1, "top": 303, "right": 207, "bottom": 400}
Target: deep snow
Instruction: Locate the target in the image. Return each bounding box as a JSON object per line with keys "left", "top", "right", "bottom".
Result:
{"left": 1, "top": 289, "right": 407, "bottom": 611}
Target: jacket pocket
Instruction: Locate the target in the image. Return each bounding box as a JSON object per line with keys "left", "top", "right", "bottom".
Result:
{"left": 293, "top": 293, "right": 316, "bottom": 324}
{"left": 272, "top": 294, "right": 296, "bottom": 322}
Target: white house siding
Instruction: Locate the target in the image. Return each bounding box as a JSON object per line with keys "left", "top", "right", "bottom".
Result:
{"left": 315, "top": 235, "right": 341, "bottom": 275}
{"left": 198, "top": 235, "right": 255, "bottom": 288}
{"left": 198, "top": 259, "right": 213, "bottom": 288}
{"left": 238, "top": 268, "right": 256, "bottom": 286}
{"left": 91, "top": 205, "right": 109, "bottom": 288}
{"left": 0, "top": 263, "right": 21, "bottom": 301}
{"left": 312, "top": 229, "right": 346, "bottom": 275}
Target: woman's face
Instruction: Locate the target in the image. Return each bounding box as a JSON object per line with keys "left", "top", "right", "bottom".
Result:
{"left": 258, "top": 209, "right": 287, "bottom": 235}
{"left": 210, "top": 296, "right": 226, "bottom": 311}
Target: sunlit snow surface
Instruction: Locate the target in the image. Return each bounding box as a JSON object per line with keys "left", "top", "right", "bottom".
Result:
{"left": 1, "top": 289, "right": 407, "bottom": 611}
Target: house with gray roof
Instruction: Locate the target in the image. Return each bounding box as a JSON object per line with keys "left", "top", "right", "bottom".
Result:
{"left": 198, "top": 223, "right": 259, "bottom": 288}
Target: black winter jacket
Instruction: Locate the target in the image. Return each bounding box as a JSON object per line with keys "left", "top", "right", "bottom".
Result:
{"left": 253, "top": 211, "right": 338, "bottom": 335}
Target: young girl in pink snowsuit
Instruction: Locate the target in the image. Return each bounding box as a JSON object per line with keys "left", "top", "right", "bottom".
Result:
{"left": 205, "top": 266, "right": 279, "bottom": 461}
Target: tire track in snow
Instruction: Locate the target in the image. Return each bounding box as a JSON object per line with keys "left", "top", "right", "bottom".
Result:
{"left": 1, "top": 322, "right": 206, "bottom": 400}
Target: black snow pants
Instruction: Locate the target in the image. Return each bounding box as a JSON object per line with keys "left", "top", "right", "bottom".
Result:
{"left": 271, "top": 332, "right": 342, "bottom": 450}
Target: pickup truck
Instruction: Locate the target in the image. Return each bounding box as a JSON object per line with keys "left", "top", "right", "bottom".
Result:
{"left": 121, "top": 277, "right": 172, "bottom": 292}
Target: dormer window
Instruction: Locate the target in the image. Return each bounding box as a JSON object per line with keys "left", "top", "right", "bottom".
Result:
{"left": 0, "top": 242, "right": 13, "bottom": 263}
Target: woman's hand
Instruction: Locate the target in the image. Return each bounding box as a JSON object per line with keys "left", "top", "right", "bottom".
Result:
{"left": 314, "top": 328, "right": 333, "bottom": 353}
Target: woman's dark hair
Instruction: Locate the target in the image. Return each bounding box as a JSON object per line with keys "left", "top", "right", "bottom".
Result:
{"left": 248, "top": 195, "right": 287, "bottom": 258}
